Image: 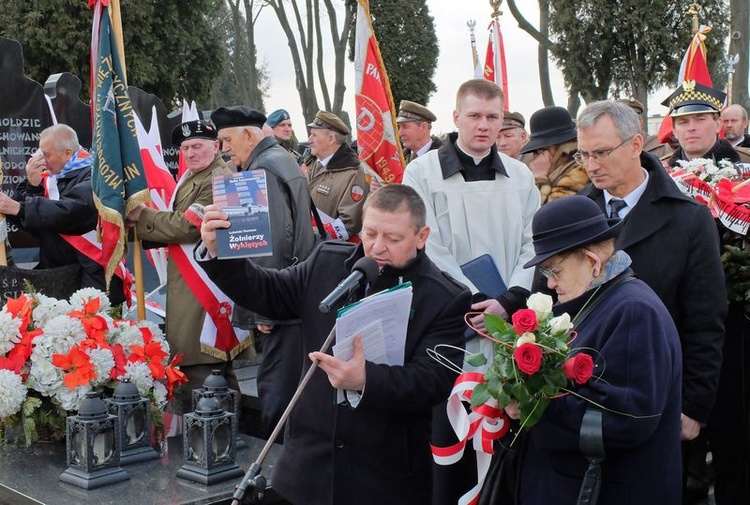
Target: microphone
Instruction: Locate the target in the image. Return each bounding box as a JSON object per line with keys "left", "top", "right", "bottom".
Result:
{"left": 318, "top": 257, "right": 379, "bottom": 313}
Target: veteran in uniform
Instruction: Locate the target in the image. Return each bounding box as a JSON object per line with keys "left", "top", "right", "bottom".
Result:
{"left": 267, "top": 108, "right": 301, "bottom": 162}
{"left": 495, "top": 110, "right": 528, "bottom": 160}
{"left": 304, "top": 110, "right": 368, "bottom": 240}
{"left": 127, "top": 120, "right": 251, "bottom": 413}
{"left": 397, "top": 100, "right": 442, "bottom": 163}
{"left": 617, "top": 98, "right": 671, "bottom": 158}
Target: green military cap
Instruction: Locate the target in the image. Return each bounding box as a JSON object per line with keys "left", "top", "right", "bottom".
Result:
{"left": 500, "top": 111, "right": 525, "bottom": 131}
{"left": 397, "top": 100, "right": 436, "bottom": 123}
{"left": 617, "top": 98, "right": 645, "bottom": 115}
{"left": 307, "top": 110, "right": 350, "bottom": 135}
{"left": 661, "top": 80, "right": 726, "bottom": 117}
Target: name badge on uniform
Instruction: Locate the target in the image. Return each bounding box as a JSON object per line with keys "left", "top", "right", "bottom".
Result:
{"left": 316, "top": 185, "right": 331, "bottom": 196}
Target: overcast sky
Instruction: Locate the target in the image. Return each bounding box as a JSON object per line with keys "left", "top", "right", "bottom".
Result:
{"left": 251, "top": 1, "right": 680, "bottom": 140}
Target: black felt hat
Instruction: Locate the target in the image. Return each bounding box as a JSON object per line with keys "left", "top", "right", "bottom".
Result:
{"left": 524, "top": 196, "right": 623, "bottom": 268}
{"left": 171, "top": 120, "right": 217, "bottom": 146}
{"left": 520, "top": 106, "right": 577, "bottom": 154}
{"left": 210, "top": 106, "right": 267, "bottom": 130}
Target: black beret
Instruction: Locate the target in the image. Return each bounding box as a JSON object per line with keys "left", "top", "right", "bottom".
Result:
{"left": 210, "top": 106, "right": 267, "bottom": 130}
{"left": 171, "top": 120, "right": 217, "bottom": 146}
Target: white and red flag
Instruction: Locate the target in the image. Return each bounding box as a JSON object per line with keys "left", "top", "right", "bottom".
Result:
{"left": 483, "top": 18, "right": 509, "bottom": 111}
{"left": 176, "top": 100, "right": 200, "bottom": 180}
{"left": 354, "top": 0, "right": 405, "bottom": 184}
{"left": 657, "top": 25, "right": 713, "bottom": 143}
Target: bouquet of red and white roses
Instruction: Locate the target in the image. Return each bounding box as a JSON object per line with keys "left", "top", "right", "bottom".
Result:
{"left": 467, "top": 293, "right": 594, "bottom": 428}
{"left": 0, "top": 288, "right": 187, "bottom": 445}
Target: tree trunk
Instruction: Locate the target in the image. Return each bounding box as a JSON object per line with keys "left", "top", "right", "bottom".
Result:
{"left": 538, "top": 0, "right": 554, "bottom": 106}
{"left": 729, "top": 0, "right": 749, "bottom": 111}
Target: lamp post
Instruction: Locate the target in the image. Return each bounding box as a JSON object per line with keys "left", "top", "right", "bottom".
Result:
{"left": 59, "top": 391, "right": 129, "bottom": 489}
{"left": 177, "top": 392, "right": 243, "bottom": 485}
{"left": 105, "top": 378, "right": 160, "bottom": 465}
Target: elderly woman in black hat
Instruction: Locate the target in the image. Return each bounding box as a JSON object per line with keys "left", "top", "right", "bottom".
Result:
{"left": 520, "top": 106, "right": 590, "bottom": 205}
{"left": 505, "top": 196, "right": 683, "bottom": 504}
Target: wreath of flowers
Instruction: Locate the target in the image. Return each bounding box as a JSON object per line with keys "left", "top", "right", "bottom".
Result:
{"left": 0, "top": 288, "right": 187, "bottom": 445}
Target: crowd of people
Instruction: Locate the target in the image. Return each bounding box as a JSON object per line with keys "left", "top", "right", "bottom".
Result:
{"left": 4, "top": 76, "right": 750, "bottom": 505}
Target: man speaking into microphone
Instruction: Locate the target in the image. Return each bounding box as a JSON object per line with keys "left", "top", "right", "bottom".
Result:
{"left": 197, "top": 184, "right": 470, "bottom": 505}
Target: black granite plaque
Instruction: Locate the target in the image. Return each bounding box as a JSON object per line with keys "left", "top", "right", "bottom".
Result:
{"left": 0, "top": 37, "right": 54, "bottom": 248}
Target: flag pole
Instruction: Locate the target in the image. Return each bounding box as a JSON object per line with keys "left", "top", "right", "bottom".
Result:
{"left": 108, "top": 0, "right": 146, "bottom": 320}
{"left": 0, "top": 164, "right": 6, "bottom": 266}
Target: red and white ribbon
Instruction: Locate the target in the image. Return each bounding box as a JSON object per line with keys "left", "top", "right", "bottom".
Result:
{"left": 431, "top": 372, "right": 510, "bottom": 505}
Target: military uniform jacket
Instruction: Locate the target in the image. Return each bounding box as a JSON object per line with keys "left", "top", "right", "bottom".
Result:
{"left": 307, "top": 143, "right": 368, "bottom": 236}
{"left": 136, "top": 154, "right": 231, "bottom": 366}
{"left": 580, "top": 152, "right": 727, "bottom": 423}
{"left": 199, "top": 242, "right": 471, "bottom": 505}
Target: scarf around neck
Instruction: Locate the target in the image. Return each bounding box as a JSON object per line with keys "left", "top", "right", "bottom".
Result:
{"left": 58, "top": 148, "right": 92, "bottom": 178}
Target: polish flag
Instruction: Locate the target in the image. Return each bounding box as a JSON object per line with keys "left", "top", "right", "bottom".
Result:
{"left": 483, "top": 18, "right": 509, "bottom": 111}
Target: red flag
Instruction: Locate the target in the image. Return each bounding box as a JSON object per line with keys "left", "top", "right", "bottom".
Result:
{"left": 657, "top": 26, "right": 713, "bottom": 143}
{"left": 483, "top": 19, "right": 509, "bottom": 110}
{"left": 354, "top": 0, "right": 405, "bottom": 184}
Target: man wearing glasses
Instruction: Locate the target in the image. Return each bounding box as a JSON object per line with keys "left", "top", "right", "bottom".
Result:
{"left": 577, "top": 99, "right": 727, "bottom": 501}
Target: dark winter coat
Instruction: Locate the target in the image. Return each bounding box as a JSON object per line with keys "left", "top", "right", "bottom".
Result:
{"left": 517, "top": 270, "right": 683, "bottom": 505}
{"left": 13, "top": 166, "right": 125, "bottom": 304}
{"left": 199, "top": 242, "right": 471, "bottom": 505}
{"left": 580, "top": 152, "right": 726, "bottom": 424}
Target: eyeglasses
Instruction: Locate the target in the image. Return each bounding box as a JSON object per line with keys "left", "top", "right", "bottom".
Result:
{"left": 573, "top": 135, "right": 634, "bottom": 164}
{"left": 538, "top": 253, "right": 572, "bottom": 281}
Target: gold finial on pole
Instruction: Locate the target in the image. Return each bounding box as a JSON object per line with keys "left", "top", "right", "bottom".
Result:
{"left": 489, "top": 0, "right": 503, "bottom": 20}
{"left": 686, "top": 3, "right": 700, "bottom": 34}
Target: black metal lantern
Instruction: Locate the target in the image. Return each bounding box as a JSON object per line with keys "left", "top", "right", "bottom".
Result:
{"left": 105, "top": 378, "right": 159, "bottom": 465}
{"left": 59, "top": 391, "right": 129, "bottom": 489}
{"left": 177, "top": 392, "right": 243, "bottom": 485}
{"left": 191, "top": 369, "right": 239, "bottom": 415}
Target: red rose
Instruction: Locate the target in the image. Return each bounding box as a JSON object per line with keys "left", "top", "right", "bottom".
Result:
{"left": 514, "top": 343, "right": 543, "bottom": 375}
{"left": 512, "top": 309, "right": 539, "bottom": 335}
{"left": 563, "top": 353, "right": 594, "bottom": 384}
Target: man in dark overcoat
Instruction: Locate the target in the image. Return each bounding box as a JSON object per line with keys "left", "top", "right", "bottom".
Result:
{"left": 210, "top": 106, "right": 316, "bottom": 434}
{"left": 577, "top": 99, "right": 728, "bottom": 500}
{"left": 197, "top": 184, "right": 470, "bottom": 505}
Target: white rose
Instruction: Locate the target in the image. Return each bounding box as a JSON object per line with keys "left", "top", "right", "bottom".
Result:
{"left": 527, "top": 293, "right": 553, "bottom": 320}
{"left": 550, "top": 313, "right": 574, "bottom": 335}
{"left": 515, "top": 332, "right": 536, "bottom": 347}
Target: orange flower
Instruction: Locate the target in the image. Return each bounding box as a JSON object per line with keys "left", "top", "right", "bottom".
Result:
{"left": 68, "top": 297, "right": 109, "bottom": 343}
{"left": 164, "top": 353, "right": 188, "bottom": 402}
{"left": 128, "top": 341, "right": 168, "bottom": 379}
{"left": 108, "top": 344, "right": 127, "bottom": 380}
{"left": 7, "top": 328, "right": 42, "bottom": 364}
{"left": 5, "top": 294, "right": 33, "bottom": 331}
{"left": 52, "top": 346, "right": 97, "bottom": 389}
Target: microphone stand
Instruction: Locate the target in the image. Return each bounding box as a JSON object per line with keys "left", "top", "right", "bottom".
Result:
{"left": 231, "top": 325, "right": 337, "bottom": 505}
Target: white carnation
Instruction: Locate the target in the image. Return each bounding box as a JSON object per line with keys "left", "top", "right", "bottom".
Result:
{"left": 55, "top": 384, "right": 91, "bottom": 412}
{"left": 0, "top": 312, "right": 22, "bottom": 354}
{"left": 31, "top": 294, "right": 73, "bottom": 327}
{"left": 0, "top": 370, "right": 27, "bottom": 418}
{"left": 108, "top": 322, "right": 144, "bottom": 354}
{"left": 69, "top": 288, "right": 111, "bottom": 313}
{"left": 550, "top": 313, "right": 575, "bottom": 335}
{"left": 527, "top": 293, "right": 553, "bottom": 320}
{"left": 36, "top": 315, "right": 86, "bottom": 355}
{"left": 27, "top": 352, "right": 64, "bottom": 396}
{"left": 123, "top": 361, "right": 155, "bottom": 397}
{"left": 152, "top": 381, "right": 168, "bottom": 410}
{"left": 88, "top": 347, "right": 115, "bottom": 387}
